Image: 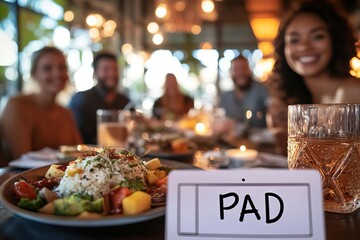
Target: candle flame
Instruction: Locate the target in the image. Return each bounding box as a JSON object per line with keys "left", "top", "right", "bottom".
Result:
{"left": 240, "top": 145, "right": 246, "bottom": 152}
{"left": 246, "top": 110, "right": 252, "bottom": 120}
{"left": 195, "top": 122, "right": 207, "bottom": 135}
{"left": 195, "top": 122, "right": 205, "bottom": 131}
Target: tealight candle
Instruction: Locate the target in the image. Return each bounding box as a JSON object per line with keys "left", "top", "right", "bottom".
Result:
{"left": 194, "top": 122, "right": 211, "bottom": 136}
{"left": 226, "top": 145, "right": 258, "bottom": 167}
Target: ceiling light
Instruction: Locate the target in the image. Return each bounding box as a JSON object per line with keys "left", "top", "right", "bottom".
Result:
{"left": 122, "top": 43, "right": 133, "bottom": 55}
{"left": 103, "top": 20, "right": 117, "bottom": 31}
{"left": 249, "top": 17, "right": 280, "bottom": 40}
{"left": 200, "top": 41, "right": 213, "bottom": 49}
{"left": 64, "top": 10, "right": 74, "bottom": 22}
{"left": 153, "top": 33, "right": 164, "bottom": 45}
{"left": 174, "top": 1, "right": 186, "bottom": 12}
{"left": 147, "top": 22, "right": 159, "bottom": 33}
{"left": 86, "top": 14, "right": 97, "bottom": 27}
{"left": 258, "top": 41, "right": 275, "bottom": 56}
{"left": 202, "top": 0, "right": 214, "bottom": 13}
{"left": 93, "top": 14, "right": 104, "bottom": 28}
{"left": 191, "top": 25, "right": 202, "bottom": 35}
{"left": 155, "top": 3, "right": 168, "bottom": 18}
{"left": 89, "top": 28, "right": 100, "bottom": 38}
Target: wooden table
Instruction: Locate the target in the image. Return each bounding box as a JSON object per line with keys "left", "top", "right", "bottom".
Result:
{"left": 1, "top": 161, "right": 360, "bottom": 239}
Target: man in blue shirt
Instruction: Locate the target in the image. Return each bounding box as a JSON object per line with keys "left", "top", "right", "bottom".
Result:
{"left": 69, "top": 52, "right": 130, "bottom": 144}
{"left": 219, "top": 56, "right": 268, "bottom": 129}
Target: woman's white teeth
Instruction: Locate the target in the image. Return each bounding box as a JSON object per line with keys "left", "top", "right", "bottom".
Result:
{"left": 299, "top": 56, "right": 316, "bottom": 63}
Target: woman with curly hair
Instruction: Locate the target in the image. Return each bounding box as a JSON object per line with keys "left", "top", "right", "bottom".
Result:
{"left": 267, "top": 0, "right": 360, "bottom": 154}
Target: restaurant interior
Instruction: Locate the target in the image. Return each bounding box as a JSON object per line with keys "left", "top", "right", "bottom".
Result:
{"left": 1, "top": 0, "right": 360, "bottom": 239}
{"left": 0, "top": 0, "right": 358, "bottom": 106}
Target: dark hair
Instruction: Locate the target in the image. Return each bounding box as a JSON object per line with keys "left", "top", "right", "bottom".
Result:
{"left": 272, "top": 0, "right": 357, "bottom": 104}
{"left": 166, "top": 73, "right": 176, "bottom": 78}
{"left": 92, "top": 52, "right": 117, "bottom": 71}
{"left": 31, "top": 46, "right": 65, "bottom": 76}
{"left": 231, "top": 55, "right": 248, "bottom": 64}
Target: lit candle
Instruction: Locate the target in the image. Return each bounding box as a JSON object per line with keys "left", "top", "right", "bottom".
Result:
{"left": 246, "top": 110, "right": 252, "bottom": 120}
{"left": 195, "top": 122, "right": 208, "bottom": 135}
{"left": 226, "top": 145, "right": 258, "bottom": 161}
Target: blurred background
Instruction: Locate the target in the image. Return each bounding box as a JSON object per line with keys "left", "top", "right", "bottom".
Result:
{"left": 0, "top": 0, "right": 357, "bottom": 116}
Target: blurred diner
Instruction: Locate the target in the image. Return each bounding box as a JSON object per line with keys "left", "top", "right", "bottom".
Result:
{"left": 218, "top": 55, "right": 268, "bottom": 137}
{"left": 68, "top": 52, "right": 130, "bottom": 144}
{"left": 152, "top": 73, "right": 194, "bottom": 121}
{"left": 0, "top": 46, "right": 82, "bottom": 161}
{"left": 267, "top": 0, "right": 360, "bottom": 155}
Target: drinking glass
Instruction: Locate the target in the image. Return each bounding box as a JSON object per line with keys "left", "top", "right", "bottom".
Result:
{"left": 288, "top": 104, "right": 360, "bottom": 213}
{"left": 122, "top": 110, "right": 146, "bottom": 153}
{"left": 97, "top": 109, "right": 128, "bottom": 147}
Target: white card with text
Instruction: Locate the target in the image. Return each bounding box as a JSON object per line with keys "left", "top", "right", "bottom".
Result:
{"left": 165, "top": 169, "right": 325, "bottom": 240}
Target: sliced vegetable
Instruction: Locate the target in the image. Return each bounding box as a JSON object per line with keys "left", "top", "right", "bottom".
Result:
{"left": 90, "top": 197, "right": 104, "bottom": 213}
{"left": 154, "top": 170, "right": 167, "bottom": 180}
{"left": 110, "top": 187, "right": 131, "bottom": 213}
{"left": 122, "top": 191, "right": 151, "bottom": 215}
{"left": 145, "top": 171, "right": 159, "bottom": 185}
{"left": 45, "top": 164, "right": 66, "bottom": 179}
{"left": 145, "top": 158, "right": 162, "bottom": 170}
{"left": 38, "top": 202, "right": 55, "bottom": 214}
{"left": 119, "top": 177, "right": 146, "bottom": 191}
{"left": 156, "top": 176, "right": 168, "bottom": 188}
{"left": 14, "top": 181, "right": 37, "bottom": 200}
{"left": 17, "top": 195, "right": 44, "bottom": 211}
{"left": 53, "top": 196, "right": 85, "bottom": 216}
{"left": 39, "top": 187, "right": 59, "bottom": 203}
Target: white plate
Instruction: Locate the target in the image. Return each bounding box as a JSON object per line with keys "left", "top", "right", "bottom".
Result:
{"left": 0, "top": 159, "right": 198, "bottom": 227}
{"left": 9, "top": 148, "right": 59, "bottom": 169}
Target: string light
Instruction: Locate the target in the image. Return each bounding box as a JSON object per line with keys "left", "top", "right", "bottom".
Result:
{"left": 147, "top": 22, "right": 159, "bottom": 33}
{"left": 155, "top": 3, "right": 168, "bottom": 18}
{"left": 201, "top": 0, "right": 215, "bottom": 13}
{"left": 64, "top": 10, "right": 74, "bottom": 22}
{"left": 153, "top": 33, "right": 164, "bottom": 45}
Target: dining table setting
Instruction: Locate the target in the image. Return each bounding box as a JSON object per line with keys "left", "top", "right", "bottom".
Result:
{"left": 1, "top": 110, "right": 360, "bottom": 240}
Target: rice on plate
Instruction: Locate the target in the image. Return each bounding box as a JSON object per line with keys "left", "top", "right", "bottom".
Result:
{"left": 56, "top": 148, "right": 147, "bottom": 199}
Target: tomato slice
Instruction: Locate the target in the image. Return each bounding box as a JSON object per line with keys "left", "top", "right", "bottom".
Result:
{"left": 110, "top": 187, "right": 131, "bottom": 213}
{"left": 14, "top": 181, "right": 37, "bottom": 200}
{"left": 156, "top": 176, "right": 168, "bottom": 188}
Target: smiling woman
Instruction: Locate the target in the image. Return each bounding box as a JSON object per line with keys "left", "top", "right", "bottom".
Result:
{"left": 266, "top": 0, "right": 360, "bottom": 155}
{"left": 270, "top": 0, "right": 360, "bottom": 105}
{"left": 0, "top": 46, "right": 83, "bottom": 162}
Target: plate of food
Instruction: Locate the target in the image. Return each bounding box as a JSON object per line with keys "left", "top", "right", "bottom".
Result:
{"left": 0, "top": 148, "right": 198, "bottom": 227}
{"left": 57, "top": 144, "right": 101, "bottom": 160}
{"left": 144, "top": 137, "right": 195, "bottom": 161}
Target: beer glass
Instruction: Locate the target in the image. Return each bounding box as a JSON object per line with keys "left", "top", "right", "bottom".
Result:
{"left": 97, "top": 109, "right": 128, "bottom": 147}
{"left": 288, "top": 104, "right": 360, "bottom": 213}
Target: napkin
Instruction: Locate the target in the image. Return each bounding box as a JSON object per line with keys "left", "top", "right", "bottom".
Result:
{"left": 9, "top": 148, "right": 59, "bottom": 169}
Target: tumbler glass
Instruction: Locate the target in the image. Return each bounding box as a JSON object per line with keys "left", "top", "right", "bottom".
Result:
{"left": 288, "top": 104, "right": 360, "bottom": 213}
{"left": 97, "top": 109, "right": 128, "bottom": 147}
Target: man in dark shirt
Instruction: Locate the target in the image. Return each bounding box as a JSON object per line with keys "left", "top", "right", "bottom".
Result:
{"left": 219, "top": 56, "right": 268, "bottom": 128}
{"left": 69, "top": 52, "right": 130, "bottom": 144}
